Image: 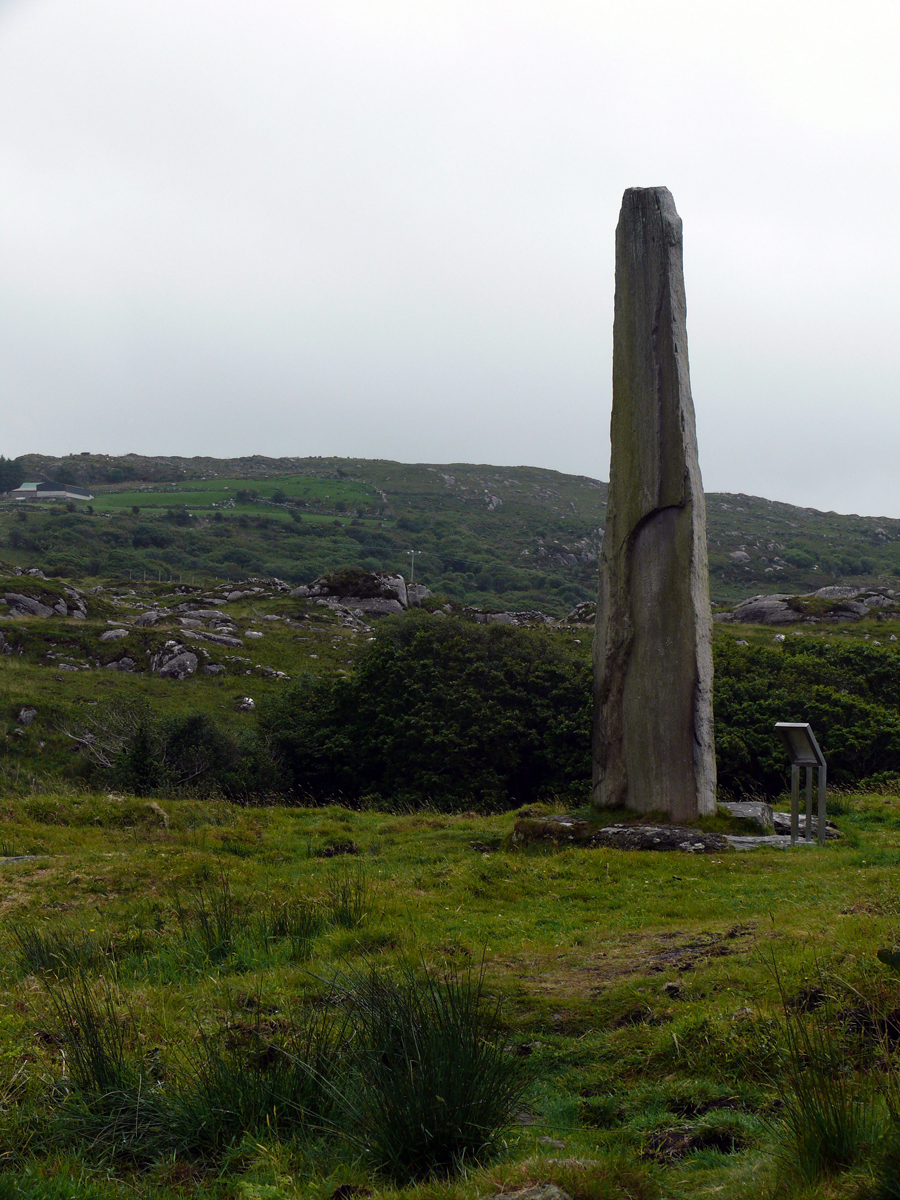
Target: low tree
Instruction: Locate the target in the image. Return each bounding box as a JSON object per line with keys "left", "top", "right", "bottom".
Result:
{"left": 0, "top": 455, "right": 25, "bottom": 493}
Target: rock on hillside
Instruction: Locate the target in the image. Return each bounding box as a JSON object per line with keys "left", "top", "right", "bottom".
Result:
{"left": 292, "top": 569, "right": 432, "bottom": 615}
{"left": 716, "top": 585, "right": 900, "bottom": 625}
{"left": 2, "top": 584, "right": 87, "bottom": 619}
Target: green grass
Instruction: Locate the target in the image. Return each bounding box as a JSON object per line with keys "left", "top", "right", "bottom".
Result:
{"left": 0, "top": 790, "right": 897, "bottom": 1195}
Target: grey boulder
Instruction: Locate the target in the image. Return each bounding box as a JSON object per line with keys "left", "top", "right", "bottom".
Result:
{"left": 158, "top": 652, "right": 198, "bottom": 680}
{"left": 719, "top": 800, "right": 774, "bottom": 831}
{"left": 133, "top": 611, "right": 163, "bottom": 627}
{"left": 731, "top": 596, "right": 796, "bottom": 625}
{"left": 346, "top": 597, "right": 404, "bottom": 616}
{"left": 4, "top": 593, "right": 55, "bottom": 618}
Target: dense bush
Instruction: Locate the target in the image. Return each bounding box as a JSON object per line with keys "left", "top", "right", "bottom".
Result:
{"left": 714, "top": 637, "right": 900, "bottom": 796}
{"left": 260, "top": 612, "right": 592, "bottom": 810}
{"left": 0, "top": 456, "right": 25, "bottom": 492}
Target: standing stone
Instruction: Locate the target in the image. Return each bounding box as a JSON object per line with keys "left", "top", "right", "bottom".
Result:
{"left": 593, "top": 187, "right": 715, "bottom": 820}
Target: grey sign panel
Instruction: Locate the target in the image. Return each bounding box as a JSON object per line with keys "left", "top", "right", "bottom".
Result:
{"left": 775, "top": 722, "right": 826, "bottom": 768}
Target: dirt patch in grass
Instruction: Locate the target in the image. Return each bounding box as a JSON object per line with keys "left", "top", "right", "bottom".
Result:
{"left": 643, "top": 1124, "right": 745, "bottom": 1162}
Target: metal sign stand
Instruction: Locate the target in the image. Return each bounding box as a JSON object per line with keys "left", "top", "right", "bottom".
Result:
{"left": 775, "top": 722, "right": 827, "bottom": 846}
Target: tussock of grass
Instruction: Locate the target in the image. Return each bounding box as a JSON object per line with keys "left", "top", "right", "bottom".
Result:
{"left": 768, "top": 960, "right": 892, "bottom": 1185}
{"left": 12, "top": 923, "right": 113, "bottom": 978}
{"left": 29, "top": 956, "right": 526, "bottom": 1185}
{"left": 322, "top": 862, "right": 372, "bottom": 929}
{"left": 328, "top": 958, "right": 530, "bottom": 1180}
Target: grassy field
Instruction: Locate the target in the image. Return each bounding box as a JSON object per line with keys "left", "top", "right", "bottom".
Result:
{"left": 90, "top": 475, "right": 377, "bottom": 519}
{"left": 0, "top": 790, "right": 897, "bottom": 1198}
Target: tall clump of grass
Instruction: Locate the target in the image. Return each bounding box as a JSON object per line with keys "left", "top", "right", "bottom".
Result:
{"left": 769, "top": 962, "right": 888, "bottom": 1185}
{"left": 332, "top": 958, "right": 530, "bottom": 1181}
{"left": 36, "top": 972, "right": 342, "bottom": 1162}
{"left": 173, "top": 873, "right": 235, "bottom": 962}
{"left": 323, "top": 862, "right": 372, "bottom": 929}
{"left": 12, "top": 925, "right": 111, "bottom": 978}
{"left": 38, "top": 972, "right": 166, "bottom": 1158}
{"left": 256, "top": 897, "right": 325, "bottom": 961}
{"left": 168, "top": 1011, "right": 342, "bottom": 1156}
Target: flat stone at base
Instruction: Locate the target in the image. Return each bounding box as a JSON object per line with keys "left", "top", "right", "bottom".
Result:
{"left": 719, "top": 800, "right": 774, "bottom": 831}
{"left": 594, "top": 825, "right": 726, "bottom": 854}
{"left": 488, "top": 1186, "right": 572, "bottom": 1200}
{"left": 725, "top": 834, "right": 820, "bottom": 850}
{"left": 511, "top": 815, "right": 727, "bottom": 853}
{"left": 771, "top": 811, "right": 839, "bottom": 837}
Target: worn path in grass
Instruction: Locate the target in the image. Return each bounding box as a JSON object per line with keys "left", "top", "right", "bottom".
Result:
{"left": 0, "top": 792, "right": 898, "bottom": 1198}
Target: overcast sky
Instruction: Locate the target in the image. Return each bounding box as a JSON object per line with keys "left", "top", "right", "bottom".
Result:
{"left": 1, "top": 0, "right": 898, "bottom": 517}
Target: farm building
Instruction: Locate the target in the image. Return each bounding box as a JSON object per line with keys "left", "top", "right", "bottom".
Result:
{"left": 9, "top": 482, "right": 94, "bottom": 502}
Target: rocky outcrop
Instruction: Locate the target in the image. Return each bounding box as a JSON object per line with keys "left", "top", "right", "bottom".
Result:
{"left": 726, "top": 595, "right": 796, "bottom": 624}
{"left": 719, "top": 586, "right": 900, "bottom": 625}
{"left": 4, "top": 593, "right": 54, "bottom": 618}
{"left": 133, "top": 610, "right": 164, "bottom": 626}
{"left": 564, "top": 601, "right": 596, "bottom": 624}
{"left": 594, "top": 187, "right": 716, "bottom": 820}
{"left": 465, "top": 608, "right": 555, "bottom": 627}
{"left": 179, "top": 628, "right": 244, "bottom": 648}
{"left": 299, "top": 570, "right": 432, "bottom": 617}
{"left": 151, "top": 642, "right": 198, "bottom": 679}
{"left": 2, "top": 586, "right": 87, "bottom": 619}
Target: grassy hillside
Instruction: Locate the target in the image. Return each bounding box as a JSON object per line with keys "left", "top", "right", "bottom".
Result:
{"left": 4, "top": 453, "right": 900, "bottom": 610}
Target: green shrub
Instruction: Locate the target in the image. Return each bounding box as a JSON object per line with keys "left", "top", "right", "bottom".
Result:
{"left": 260, "top": 612, "right": 591, "bottom": 811}
{"left": 714, "top": 638, "right": 900, "bottom": 796}
{"left": 77, "top": 704, "right": 280, "bottom": 800}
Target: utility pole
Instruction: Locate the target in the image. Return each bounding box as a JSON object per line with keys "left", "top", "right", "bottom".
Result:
{"left": 405, "top": 549, "right": 421, "bottom": 585}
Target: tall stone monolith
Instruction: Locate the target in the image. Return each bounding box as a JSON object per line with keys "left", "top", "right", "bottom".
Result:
{"left": 592, "top": 187, "right": 715, "bottom": 821}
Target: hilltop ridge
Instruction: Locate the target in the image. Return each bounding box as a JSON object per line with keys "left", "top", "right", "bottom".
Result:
{"left": 2, "top": 453, "right": 899, "bottom": 609}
